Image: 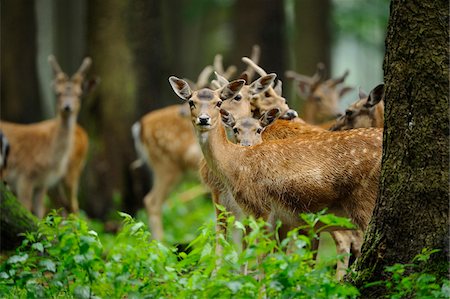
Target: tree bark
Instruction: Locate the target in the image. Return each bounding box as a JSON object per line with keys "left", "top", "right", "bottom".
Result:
{"left": 0, "top": 0, "right": 42, "bottom": 123}
{"left": 0, "top": 184, "right": 38, "bottom": 251}
{"left": 350, "top": 0, "right": 449, "bottom": 297}
{"left": 84, "top": 0, "right": 137, "bottom": 218}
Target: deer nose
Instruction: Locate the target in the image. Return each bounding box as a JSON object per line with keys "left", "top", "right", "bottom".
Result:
{"left": 282, "top": 109, "right": 298, "bottom": 120}
{"left": 198, "top": 114, "right": 210, "bottom": 125}
{"left": 240, "top": 140, "right": 252, "bottom": 146}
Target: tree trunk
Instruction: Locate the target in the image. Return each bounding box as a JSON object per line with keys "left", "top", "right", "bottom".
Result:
{"left": 0, "top": 184, "right": 38, "bottom": 251}
{"left": 0, "top": 0, "right": 42, "bottom": 123}
{"left": 83, "top": 0, "right": 137, "bottom": 218}
{"left": 230, "top": 0, "right": 285, "bottom": 76}
{"left": 285, "top": 0, "right": 331, "bottom": 112}
{"left": 350, "top": 0, "right": 449, "bottom": 297}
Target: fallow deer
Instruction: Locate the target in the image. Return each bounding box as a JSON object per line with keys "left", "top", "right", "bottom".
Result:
{"left": 132, "top": 47, "right": 262, "bottom": 241}
{"left": 242, "top": 56, "right": 365, "bottom": 277}
{"left": 169, "top": 76, "right": 383, "bottom": 278}
{"left": 330, "top": 84, "right": 385, "bottom": 131}
{"left": 285, "top": 63, "right": 353, "bottom": 124}
{"left": 0, "top": 56, "right": 91, "bottom": 218}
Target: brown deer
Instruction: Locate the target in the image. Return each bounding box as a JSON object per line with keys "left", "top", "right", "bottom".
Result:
{"left": 221, "top": 111, "right": 365, "bottom": 279}
{"left": 132, "top": 47, "right": 262, "bottom": 241}
{"left": 241, "top": 56, "right": 365, "bottom": 277}
{"left": 169, "top": 76, "right": 382, "bottom": 278}
{"left": 1, "top": 56, "right": 91, "bottom": 218}
{"left": 330, "top": 84, "right": 384, "bottom": 131}
{"left": 285, "top": 64, "right": 353, "bottom": 124}
{"left": 50, "top": 125, "right": 89, "bottom": 213}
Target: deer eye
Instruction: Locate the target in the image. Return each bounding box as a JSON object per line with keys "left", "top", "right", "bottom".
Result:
{"left": 345, "top": 109, "right": 353, "bottom": 117}
{"left": 188, "top": 100, "right": 196, "bottom": 109}
{"left": 256, "top": 128, "right": 263, "bottom": 134}
{"left": 264, "top": 91, "right": 271, "bottom": 97}
{"left": 233, "top": 127, "right": 239, "bottom": 134}
{"left": 234, "top": 94, "right": 242, "bottom": 101}
{"left": 216, "top": 101, "right": 222, "bottom": 107}
{"left": 313, "top": 95, "right": 322, "bottom": 102}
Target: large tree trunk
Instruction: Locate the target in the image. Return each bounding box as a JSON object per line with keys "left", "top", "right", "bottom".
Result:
{"left": 0, "top": 184, "right": 38, "bottom": 250}
{"left": 0, "top": 0, "right": 42, "bottom": 123}
{"left": 351, "top": 0, "right": 449, "bottom": 297}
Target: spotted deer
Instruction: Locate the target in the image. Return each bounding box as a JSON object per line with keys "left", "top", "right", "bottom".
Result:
{"left": 132, "top": 47, "right": 262, "bottom": 241}
{"left": 285, "top": 63, "right": 353, "bottom": 124}
{"left": 240, "top": 57, "right": 366, "bottom": 277}
{"left": 0, "top": 56, "right": 91, "bottom": 218}
{"left": 169, "top": 76, "right": 382, "bottom": 278}
{"left": 330, "top": 84, "right": 384, "bottom": 131}
{"left": 221, "top": 111, "right": 365, "bottom": 279}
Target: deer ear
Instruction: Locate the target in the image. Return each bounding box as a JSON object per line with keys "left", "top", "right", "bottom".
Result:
{"left": 273, "top": 79, "right": 282, "bottom": 96}
{"left": 82, "top": 77, "right": 100, "bottom": 96}
{"left": 365, "top": 84, "right": 384, "bottom": 108}
{"left": 249, "top": 73, "right": 276, "bottom": 95}
{"left": 219, "top": 109, "right": 236, "bottom": 128}
{"left": 358, "top": 87, "right": 368, "bottom": 100}
{"left": 260, "top": 108, "right": 281, "bottom": 127}
{"left": 220, "top": 79, "right": 245, "bottom": 100}
{"left": 339, "top": 86, "right": 353, "bottom": 99}
{"left": 169, "top": 76, "right": 192, "bottom": 101}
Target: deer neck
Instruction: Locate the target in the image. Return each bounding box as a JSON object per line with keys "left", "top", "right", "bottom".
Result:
{"left": 51, "top": 113, "right": 77, "bottom": 164}
{"left": 373, "top": 102, "right": 385, "bottom": 128}
{"left": 196, "top": 122, "right": 236, "bottom": 181}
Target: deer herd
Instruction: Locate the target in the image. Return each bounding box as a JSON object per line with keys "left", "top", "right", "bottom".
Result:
{"left": 0, "top": 46, "right": 385, "bottom": 279}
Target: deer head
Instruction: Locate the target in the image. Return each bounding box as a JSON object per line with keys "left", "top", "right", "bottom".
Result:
{"left": 49, "top": 55, "right": 92, "bottom": 119}
{"left": 330, "top": 84, "right": 385, "bottom": 131}
{"left": 241, "top": 57, "right": 298, "bottom": 120}
{"left": 169, "top": 77, "right": 245, "bottom": 132}
{"left": 221, "top": 108, "right": 281, "bottom": 146}
{"left": 285, "top": 64, "right": 353, "bottom": 124}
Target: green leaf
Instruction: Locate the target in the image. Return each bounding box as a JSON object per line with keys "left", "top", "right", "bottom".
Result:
{"left": 39, "top": 259, "right": 56, "bottom": 273}
{"left": 8, "top": 254, "right": 28, "bottom": 264}
{"left": 32, "top": 242, "right": 44, "bottom": 253}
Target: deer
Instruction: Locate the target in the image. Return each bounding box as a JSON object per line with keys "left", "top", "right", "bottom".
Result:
{"left": 0, "top": 55, "right": 91, "bottom": 218}
{"left": 132, "top": 47, "right": 262, "bottom": 241}
{"left": 243, "top": 56, "right": 367, "bottom": 276}
{"left": 330, "top": 84, "right": 385, "bottom": 131}
{"left": 169, "top": 76, "right": 383, "bottom": 279}
{"left": 49, "top": 125, "right": 89, "bottom": 213}
{"left": 285, "top": 63, "right": 353, "bottom": 125}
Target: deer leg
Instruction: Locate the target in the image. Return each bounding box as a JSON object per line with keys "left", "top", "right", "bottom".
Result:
{"left": 65, "top": 175, "right": 80, "bottom": 213}
{"left": 16, "top": 178, "right": 34, "bottom": 212}
{"left": 330, "top": 230, "right": 351, "bottom": 280}
{"left": 144, "top": 166, "right": 180, "bottom": 241}
{"left": 33, "top": 186, "right": 48, "bottom": 219}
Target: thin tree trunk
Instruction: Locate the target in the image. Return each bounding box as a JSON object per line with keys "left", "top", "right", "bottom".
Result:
{"left": 350, "top": 0, "right": 449, "bottom": 297}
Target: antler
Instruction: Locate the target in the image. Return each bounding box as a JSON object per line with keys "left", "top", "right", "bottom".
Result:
{"left": 245, "top": 44, "right": 261, "bottom": 81}
{"left": 242, "top": 56, "right": 267, "bottom": 76}
{"left": 213, "top": 54, "right": 237, "bottom": 80}
{"left": 195, "top": 65, "right": 214, "bottom": 89}
{"left": 330, "top": 70, "right": 349, "bottom": 87}
{"left": 311, "top": 62, "right": 326, "bottom": 88}
{"left": 71, "top": 57, "right": 92, "bottom": 82}
{"left": 48, "top": 55, "right": 66, "bottom": 77}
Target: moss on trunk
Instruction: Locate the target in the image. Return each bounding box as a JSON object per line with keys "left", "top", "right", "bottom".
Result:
{"left": 0, "top": 184, "right": 38, "bottom": 250}
{"left": 349, "top": 0, "right": 449, "bottom": 297}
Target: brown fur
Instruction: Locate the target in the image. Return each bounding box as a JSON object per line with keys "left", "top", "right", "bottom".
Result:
{"left": 0, "top": 56, "right": 91, "bottom": 218}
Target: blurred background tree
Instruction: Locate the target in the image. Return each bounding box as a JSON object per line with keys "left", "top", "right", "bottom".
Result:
{"left": 0, "top": 0, "right": 389, "bottom": 220}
